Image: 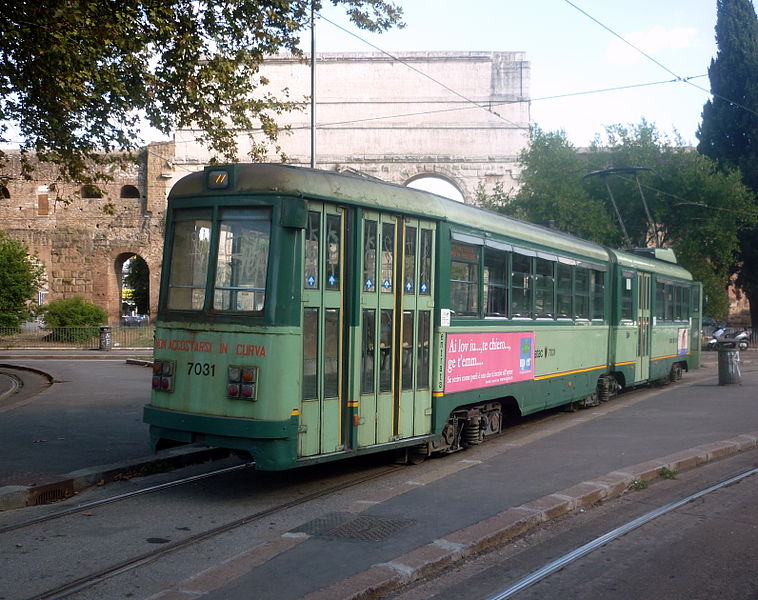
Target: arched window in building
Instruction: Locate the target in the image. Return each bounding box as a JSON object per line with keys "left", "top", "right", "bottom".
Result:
{"left": 0, "top": 186, "right": 9, "bottom": 199}
{"left": 120, "top": 185, "right": 140, "bottom": 199}
{"left": 81, "top": 184, "right": 102, "bottom": 198}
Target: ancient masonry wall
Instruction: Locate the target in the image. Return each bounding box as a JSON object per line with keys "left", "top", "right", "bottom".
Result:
{"left": 0, "top": 143, "right": 175, "bottom": 323}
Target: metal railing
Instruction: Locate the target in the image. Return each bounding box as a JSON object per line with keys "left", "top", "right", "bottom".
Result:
{"left": 0, "top": 325, "right": 155, "bottom": 350}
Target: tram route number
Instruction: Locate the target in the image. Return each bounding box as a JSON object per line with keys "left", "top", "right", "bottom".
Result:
{"left": 187, "top": 362, "right": 216, "bottom": 376}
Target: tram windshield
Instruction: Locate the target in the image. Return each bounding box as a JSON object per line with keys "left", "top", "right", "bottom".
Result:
{"left": 166, "top": 207, "right": 272, "bottom": 313}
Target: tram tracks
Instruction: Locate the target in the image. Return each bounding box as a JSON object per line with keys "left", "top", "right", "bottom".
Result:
{"left": 0, "top": 462, "right": 255, "bottom": 535}
{"left": 10, "top": 463, "right": 403, "bottom": 600}
{"left": 484, "top": 466, "right": 758, "bottom": 600}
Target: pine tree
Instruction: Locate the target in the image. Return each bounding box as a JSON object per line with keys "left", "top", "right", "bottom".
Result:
{"left": 697, "top": 0, "right": 758, "bottom": 329}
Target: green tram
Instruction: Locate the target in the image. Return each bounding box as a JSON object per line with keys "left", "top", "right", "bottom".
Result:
{"left": 144, "top": 164, "right": 702, "bottom": 470}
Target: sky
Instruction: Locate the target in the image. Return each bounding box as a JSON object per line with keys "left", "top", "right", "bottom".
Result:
{"left": 313, "top": 0, "right": 732, "bottom": 147}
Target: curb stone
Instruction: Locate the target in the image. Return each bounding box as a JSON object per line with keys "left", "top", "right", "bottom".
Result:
{"left": 0, "top": 446, "right": 230, "bottom": 511}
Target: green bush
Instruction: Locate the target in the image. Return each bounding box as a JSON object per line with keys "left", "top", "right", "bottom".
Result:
{"left": 42, "top": 297, "right": 107, "bottom": 343}
{"left": 43, "top": 296, "right": 107, "bottom": 328}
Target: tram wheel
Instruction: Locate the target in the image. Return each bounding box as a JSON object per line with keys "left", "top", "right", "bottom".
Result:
{"left": 407, "top": 444, "right": 429, "bottom": 465}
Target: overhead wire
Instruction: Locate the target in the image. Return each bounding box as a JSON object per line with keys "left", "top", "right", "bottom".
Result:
{"left": 562, "top": 0, "right": 758, "bottom": 118}
{"left": 280, "top": 75, "right": 704, "bottom": 132}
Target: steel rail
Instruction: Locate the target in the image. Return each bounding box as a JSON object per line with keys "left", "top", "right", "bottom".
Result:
{"left": 0, "top": 462, "right": 254, "bottom": 535}
{"left": 487, "top": 466, "right": 758, "bottom": 600}
{"left": 26, "top": 464, "right": 402, "bottom": 600}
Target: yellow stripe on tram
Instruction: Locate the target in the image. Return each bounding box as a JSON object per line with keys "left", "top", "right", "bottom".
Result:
{"left": 534, "top": 364, "right": 607, "bottom": 381}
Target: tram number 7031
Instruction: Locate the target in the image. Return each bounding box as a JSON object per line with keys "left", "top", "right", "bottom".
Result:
{"left": 187, "top": 362, "right": 216, "bottom": 377}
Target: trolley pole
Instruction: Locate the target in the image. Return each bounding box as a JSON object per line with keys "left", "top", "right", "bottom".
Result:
{"left": 310, "top": 2, "right": 316, "bottom": 169}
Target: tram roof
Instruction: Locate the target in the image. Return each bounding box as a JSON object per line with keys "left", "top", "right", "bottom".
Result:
{"left": 170, "top": 164, "right": 692, "bottom": 280}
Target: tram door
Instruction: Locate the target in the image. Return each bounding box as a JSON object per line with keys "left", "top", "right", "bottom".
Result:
{"left": 357, "top": 212, "right": 435, "bottom": 447}
{"left": 300, "top": 203, "right": 346, "bottom": 457}
{"left": 635, "top": 272, "right": 652, "bottom": 382}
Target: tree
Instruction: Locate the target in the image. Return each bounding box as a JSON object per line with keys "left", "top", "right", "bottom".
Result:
{"left": 0, "top": 1, "right": 402, "bottom": 184}
{"left": 697, "top": 0, "right": 758, "bottom": 329}
{"left": 0, "top": 231, "right": 45, "bottom": 327}
{"left": 494, "top": 127, "right": 619, "bottom": 246}
{"left": 483, "top": 123, "right": 756, "bottom": 319}
{"left": 123, "top": 256, "right": 150, "bottom": 315}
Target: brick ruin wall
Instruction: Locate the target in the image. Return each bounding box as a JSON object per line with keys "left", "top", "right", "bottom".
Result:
{"left": 0, "top": 143, "right": 175, "bottom": 324}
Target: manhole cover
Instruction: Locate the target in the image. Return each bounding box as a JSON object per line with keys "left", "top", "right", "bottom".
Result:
{"left": 292, "top": 512, "right": 416, "bottom": 542}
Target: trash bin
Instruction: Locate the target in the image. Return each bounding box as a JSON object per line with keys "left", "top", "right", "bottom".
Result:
{"left": 717, "top": 340, "right": 741, "bottom": 385}
{"left": 99, "top": 325, "right": 113, "bottom": 351}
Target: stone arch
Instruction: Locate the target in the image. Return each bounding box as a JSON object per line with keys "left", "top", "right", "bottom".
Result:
{"left": 403, "top": 170, "right": 467, "bottom": 203}
{"left": 0, "top": 185, "right": 9, "bottom": 199}
{"left": 120, "top": 184, "right": 140, "bottom": 199}
{"left": 114, "top": 252, "right": 151, "bottom": 324}
{"left": 81, "top": 184, "right": 102, "bottom": 199}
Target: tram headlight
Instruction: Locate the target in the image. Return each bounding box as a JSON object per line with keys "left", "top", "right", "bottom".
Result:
{"left": 151, "top": 359, "right": 176, "bottom": 393}
{"left": 228, "top": 365, "right": 258, "bottom": 401}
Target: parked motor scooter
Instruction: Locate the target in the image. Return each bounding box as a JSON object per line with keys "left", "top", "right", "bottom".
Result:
{"left": 707, "top": 327, "right": 750, "bottom": 351}
{"left": 706, "top": 326, "right": 726, "bottom": 351}
{"left": 723, "top": 329, "right": 750, "bottom": 351}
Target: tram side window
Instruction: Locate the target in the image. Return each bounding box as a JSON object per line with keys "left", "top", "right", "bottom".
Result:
{"left": 363, "top": 220, "right": 377, "bottom": 292}
{"left": 324, "top": 309, "right": 340, "bottom": 397}
{"left": 419, "top": 229, "right": 432, "bottom": 295}
{"left": 326, "top": 214, "right": 341, "bottom": 290}
{"left": 417, "top": 311, "right": 431, "bottom": 389}
{"left": 655, "top": 282, "right": 666, "bottom": 320}
{"left": 361, "top": 309, "right": 376, "bottom": 394}
{"left": 404, "top": 227, "right": 417, "bottom": 294}
{"left": 677, "top": 286, "right": 689, "bottom": 321}
{"left": 167, "top": 209, "right": 212, "bottom": 311}
{"left": 691, "top": 285, "right": 701, "bottom": 315}
{"left": 574, "top": 267, "right": 590, "bottom": 319}
{"left": 214, "top": 208, "right": 271, "bottom": 312}
{"left": 620, "top": 273, "right": 634, "bottom": 321}
{"left": 511, "top": 253, "right": 533, "bottom": 318}
{"left": 303, "top": 308, "right": 319, "bottom": 400}
{"left": 535, "top": 258, "right": 555, "bottom": 318}
{"left": 450, "top": 243, "right": 479, "bottom": 316}
{"left": 591, "top": 269, "right": 605, "bottom": 320}
{"left": 305, "top": 211, "right": 320, "bottom": 289}
{"left": 556, "top": 263, "right": 573, "bottom": 319}
{"left": 381, "top": 223, "right": 395, "bottom": 293}
{"left": 484, "top": 248, "right": 508, "bottom": 317}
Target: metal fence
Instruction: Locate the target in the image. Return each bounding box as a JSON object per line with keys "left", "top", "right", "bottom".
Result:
{"left": 0, "top": 325, "right": 155, "bottom": 350}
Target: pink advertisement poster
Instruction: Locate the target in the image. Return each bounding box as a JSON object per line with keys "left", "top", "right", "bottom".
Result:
{"left": 444, "top": 332, "right": 535, "bottom": 393}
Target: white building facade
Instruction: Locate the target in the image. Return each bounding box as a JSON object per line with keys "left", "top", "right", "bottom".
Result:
{"left": 174, "top": 51, "right": 531, "bottom": 203}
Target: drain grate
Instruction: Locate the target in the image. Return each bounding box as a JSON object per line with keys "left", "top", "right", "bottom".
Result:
{"left": 27, "top": 480, "right": 75, "bottom": 506}
{"left": 292, "top": 512, "right": 416, "bottom": 542}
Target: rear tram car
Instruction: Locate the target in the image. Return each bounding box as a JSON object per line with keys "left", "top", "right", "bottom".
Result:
{"left": 144, "top": 164, "right": 702, "bottom": 470}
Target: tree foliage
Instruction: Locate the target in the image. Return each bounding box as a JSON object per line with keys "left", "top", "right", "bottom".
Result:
{"left": 697, "top": 0, "right": 758, "bottom": 328}
{"left": 482, "top": 123, "right": 757, "bottom": 319}
{"left": 0, "top": 231, "right": 45, "bottom": 327}
{"left": 123, "top": 255, "right": 150, "bottom": 315}
{"left": 0, "top": 1, "right": 402, "bottom": 183}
